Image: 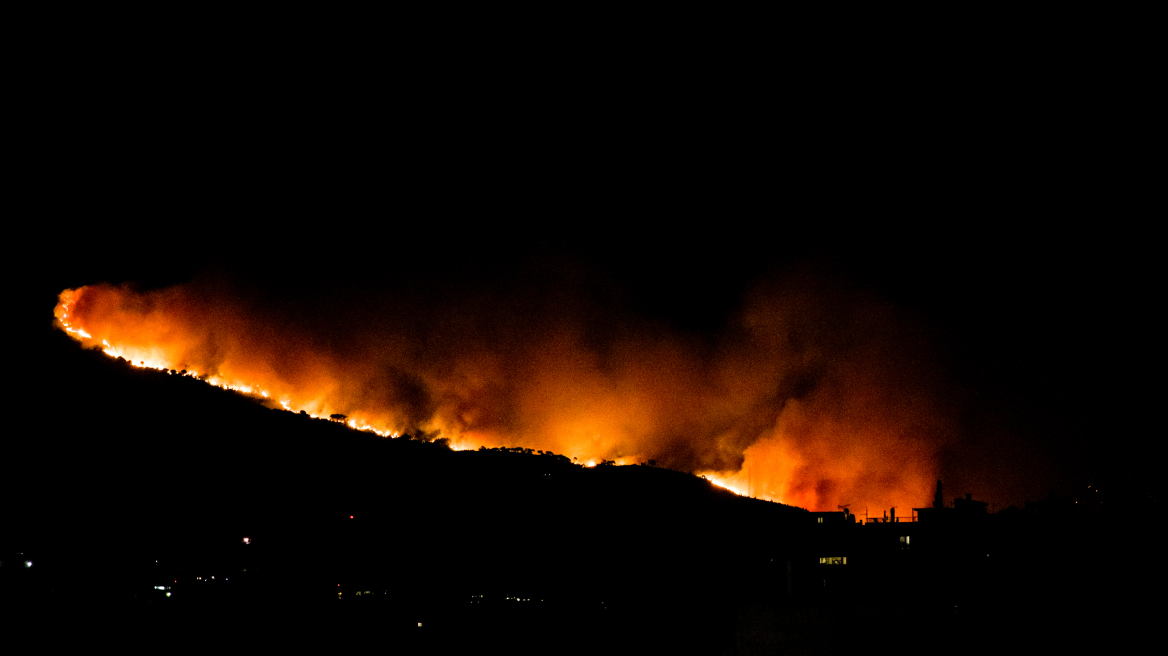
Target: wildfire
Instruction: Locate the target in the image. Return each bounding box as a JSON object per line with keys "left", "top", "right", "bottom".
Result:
{"left": 51, "top": 273, "right": 949, "bottom": 514}
{"left": 704, "top": 474, "right": 753, "bottom": 499}
{"left": 54, "top": 288, "right": 399, "bottom": 437}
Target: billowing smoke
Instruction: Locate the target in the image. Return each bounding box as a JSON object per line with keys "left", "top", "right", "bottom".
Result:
{"left": 55, "top": 256, "right": 951, "bottom": 512}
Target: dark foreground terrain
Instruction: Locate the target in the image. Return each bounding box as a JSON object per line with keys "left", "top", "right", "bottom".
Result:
{"left": 4, "top": 329, "right": 1158, "bottom": 653}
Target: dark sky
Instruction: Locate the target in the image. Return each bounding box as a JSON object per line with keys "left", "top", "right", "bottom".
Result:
{"left": 15, "top": 15, "right": 1159, "bottom": 509}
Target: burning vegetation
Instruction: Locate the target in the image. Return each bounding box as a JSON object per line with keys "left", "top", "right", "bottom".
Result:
{"left": 52, "top": 262, "right": 952, "bottom": 513}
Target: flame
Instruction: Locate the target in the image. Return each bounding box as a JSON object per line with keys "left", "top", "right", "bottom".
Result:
{"left": 54, "top": 287, "right": 399, "bottom": 436}
{"left": 51, "top": 269, "right": 952, "bottom": 512}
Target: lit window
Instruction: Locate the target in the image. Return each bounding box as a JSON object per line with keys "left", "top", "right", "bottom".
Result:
{"left": 900, "top": 535, "right": 911, "bottom": 548}
{"left": 817, "top": 517, "right": 824, "bottom": 524}
{"left": 818, "top": 556, "right": 846, "bottom": 565}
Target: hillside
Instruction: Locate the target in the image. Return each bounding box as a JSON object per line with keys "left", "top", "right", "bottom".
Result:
{"left": 12, "top": 315, "right": 1158, "bottom": 654}
{"left": 5, "top": 328, "right": 807, "bottom": 649}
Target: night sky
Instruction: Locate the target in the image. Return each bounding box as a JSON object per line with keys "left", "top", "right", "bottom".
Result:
{"left": 15, "top": 15, "right": 1159, "bottom": 513}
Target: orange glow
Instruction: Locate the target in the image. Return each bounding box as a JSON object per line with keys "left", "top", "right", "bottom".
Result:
{"left": 52, "top": 272, "right": 949, "bottom": 513}
{"left": 54, "top": 286, "right": 400, "bottom": 438}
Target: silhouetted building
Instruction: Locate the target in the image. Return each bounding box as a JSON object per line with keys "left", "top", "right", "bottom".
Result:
{"left": 954, "top": 492, "right": 988, "bottom": 515}
{"left": 810, "top": 511, "right": 848, "bottom": 525}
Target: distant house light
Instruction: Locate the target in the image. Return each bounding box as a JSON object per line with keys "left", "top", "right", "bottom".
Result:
{"left": 900, "top": 535, "right": 911, "bottom": 548}
{"left": 242, "top": 537, "right": 250, "bottom": 544}
{"left": 817, "top": 517, "right": 824, "bottom": 524}
{"left": 818, "top": 556, "right": 847, "bottom": 565}
{"left": 24, "top": 561, "right": 32, "bottom": 568}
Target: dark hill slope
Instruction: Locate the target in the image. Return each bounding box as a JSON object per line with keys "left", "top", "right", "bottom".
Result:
{"left": 5, "top": 329, "right": 805, "bottom": 648}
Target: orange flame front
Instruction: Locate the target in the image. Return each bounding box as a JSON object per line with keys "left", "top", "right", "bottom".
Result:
{"left": 53, "top": 271, "right": 949, "bottom": 513}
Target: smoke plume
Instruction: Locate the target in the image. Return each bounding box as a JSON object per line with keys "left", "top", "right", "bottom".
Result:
{"left": 55, "top": 256, "right": 952, "bottom": 512}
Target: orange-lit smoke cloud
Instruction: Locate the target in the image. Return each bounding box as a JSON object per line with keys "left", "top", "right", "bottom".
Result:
{"left": 54, "top": 262, "right": 950, "bottom": 512}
